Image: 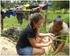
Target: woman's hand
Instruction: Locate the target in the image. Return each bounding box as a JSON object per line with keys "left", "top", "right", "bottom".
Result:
{"left": 28, "top": 33, "right": 55, "bottom": 48}
{"left": 39, "top": 33, "right": 55, "bottom": 40}
{"left": 42, "top": 36, "right": 51, "bottom": 43}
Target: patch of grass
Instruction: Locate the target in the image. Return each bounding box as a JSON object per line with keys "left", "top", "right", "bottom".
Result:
{"left": 4, "top": 16, "right": 27, "bottom": 29}
{"left": 47, "top": 13, "right": 69, "bottom": 23}
{"left": 4, "top": 16, "right": 18, "bottom": 28}
{"left": 40, "top": 25, "right": 47, "bottom": 33}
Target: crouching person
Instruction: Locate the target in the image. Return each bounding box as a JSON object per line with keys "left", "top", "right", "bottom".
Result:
{"left": 48, "top": 16, "right": 68, "bottom": 54}
{"left": 16, "top": 13, "right": 54, "bottom": 56}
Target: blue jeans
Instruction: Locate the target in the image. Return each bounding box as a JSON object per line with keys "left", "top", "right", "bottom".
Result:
{"left": 16, "top": 47, "right": 32, "bottom": 56}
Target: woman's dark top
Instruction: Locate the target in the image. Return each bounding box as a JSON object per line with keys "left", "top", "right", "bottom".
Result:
{"left": 16, "top": 24, "right": 37, "bottom": 48}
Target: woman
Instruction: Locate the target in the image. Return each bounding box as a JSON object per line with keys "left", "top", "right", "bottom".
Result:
{"left": 16, "top": 13, "right": 54, "bottom": 56}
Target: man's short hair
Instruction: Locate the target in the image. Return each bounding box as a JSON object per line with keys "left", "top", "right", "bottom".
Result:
{"left": 54, "top": 15, "right": 63, "bottom": 25}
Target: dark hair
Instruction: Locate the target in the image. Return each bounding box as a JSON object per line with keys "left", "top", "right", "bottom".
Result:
{"left": 54, "top": 15, "right": 63, "bottom": 25}
{"left": 30, "top": 13, "right": 43, "bottom": 28}
{"left": 29, "top": 13, "right": 43, "bottom": 38}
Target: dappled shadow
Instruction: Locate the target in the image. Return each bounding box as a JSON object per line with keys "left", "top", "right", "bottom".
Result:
{"left": 62, "top": 45, "right": 69, "bottom": 55}
{"left": 56, "top": 44, "right": 69, "bottom": 56}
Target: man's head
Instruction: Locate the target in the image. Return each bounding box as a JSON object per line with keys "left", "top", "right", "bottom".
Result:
{"left": 53, "top": 16, "right": 63, "bottom": 32}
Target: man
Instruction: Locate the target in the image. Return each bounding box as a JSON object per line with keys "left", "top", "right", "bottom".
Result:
{"left": 48, "top": 16, "right": 68, "bottom": 54}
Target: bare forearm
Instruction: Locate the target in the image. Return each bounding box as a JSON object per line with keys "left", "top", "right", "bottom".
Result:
{"left": 34, "top": 42, "right": 52, "bottom": 48}
{"left": 39, "top": 33, "right": 54, "bottom": 36}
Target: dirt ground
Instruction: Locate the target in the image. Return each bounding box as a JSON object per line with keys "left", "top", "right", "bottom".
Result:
{"left": 0, "top": 36, "right": 69, "bottom": 56}
{"left": 0, "top": 36, "right": 18, "bottom": 56}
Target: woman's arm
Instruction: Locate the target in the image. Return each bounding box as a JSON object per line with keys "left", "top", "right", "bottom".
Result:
{"left": 39, "top": 33, "right": 54, "bottom": 37}
{"left": 28, "top": 37, "right": 53, "bottom": 48}
{"left": 38, "top": 33, "right": 55, "bottom": 40}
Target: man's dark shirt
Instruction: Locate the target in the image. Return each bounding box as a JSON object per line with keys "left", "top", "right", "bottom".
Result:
{"left": 16, "top": 24, "right": 36, "bottom": 48}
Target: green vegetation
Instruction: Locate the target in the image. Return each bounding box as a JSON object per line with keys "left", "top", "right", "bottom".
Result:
{"left": 4, "top": 16, "right": 27, "bottom": 29}
{"left": 3, "top": 10, "right": 69, "bottom": 33}
{"left": 51, "top": 1, "right": 69, "bottom": 10}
